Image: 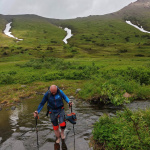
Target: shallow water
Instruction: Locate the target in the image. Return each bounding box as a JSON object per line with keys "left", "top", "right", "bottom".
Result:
{"left": 0, "top": 96, "right": 150, "bottom": 150}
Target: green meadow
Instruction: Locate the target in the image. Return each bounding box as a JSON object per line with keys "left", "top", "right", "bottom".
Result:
{"left": 0, "top": 14, "right": 150, "bottom": 105}
{"left": 0, "top": 55, "right": 149, "bottom": 105}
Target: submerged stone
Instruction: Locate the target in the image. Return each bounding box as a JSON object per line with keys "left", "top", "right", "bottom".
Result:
{"left": 11, "top": 106, "right": 16, "bottom": 110}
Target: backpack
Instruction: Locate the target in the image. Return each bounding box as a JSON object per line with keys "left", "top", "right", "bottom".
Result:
{"left": 46, "top": 86, "right": 63, "bottom": 116}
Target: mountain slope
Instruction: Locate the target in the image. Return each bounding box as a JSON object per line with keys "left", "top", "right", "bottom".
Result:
{"left": 1, "top": 14, "right": 66, "bottom": 47}
{"left": 47, "top": 0, "right": 150, "bottom": 57}
{"left": 0, "top": 0, "right": 150, "bottom": 58}
{"left": 115, "top": 0, "right": 150, "bottom": 30}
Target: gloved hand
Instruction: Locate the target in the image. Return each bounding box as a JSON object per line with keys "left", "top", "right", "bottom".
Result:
{"left": 34, "top": 111, "right": 39, "bottom": 119}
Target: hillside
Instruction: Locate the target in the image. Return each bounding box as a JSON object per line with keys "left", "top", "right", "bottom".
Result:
{"left": 47, "top": 0, "right": 150, "bottom": 58}
{"left": 115, "top": 0, "right": 150, "bottom": 30}
{"left": 0, "top": 14, "right": 67, "bottom": 58}
{"left": 0, "top": 0, "right": 150, "bottom": 58}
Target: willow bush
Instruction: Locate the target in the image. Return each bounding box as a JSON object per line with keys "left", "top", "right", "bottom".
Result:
{"left": 92, "top": 108, "right": 150, "bottom": 150}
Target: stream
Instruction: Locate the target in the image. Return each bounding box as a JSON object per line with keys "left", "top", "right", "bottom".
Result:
{"left": 0, "top": 95, "right": 150, "bottom": 150}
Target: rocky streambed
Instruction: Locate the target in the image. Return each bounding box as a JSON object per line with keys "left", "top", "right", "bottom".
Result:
{"left": 0, "top": 95, "right": 150, "bottom": 150}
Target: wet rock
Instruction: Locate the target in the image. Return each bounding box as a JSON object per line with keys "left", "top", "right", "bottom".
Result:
{"left": 5, "top": 108, "right": 10, "bottom": 111}
{"left": 23, "top": 131, "right": 33, "bottom": 137}
{"left": 40, "top": 142, "right": 54, "bottom": 150}
{"left": 19, "top": 127, "right": 31, "bottom": 131}
{"left": 0, "top": 137, "right": 2, "bottom": 143}
{"left": 69, "top": 96, "right": 74, "bottom": 99}
{"left": 90, "top": 116, "right": 99, "bottom": 120}
{"left": 76, "top": 88, "right": 81, "bottom": 94}
{"left": 12, "top": 140, "right": 26, "bottom": 150}
{"left": 11, "top": 106, "right": 16, "bottom": 110}
{"left": 97, "top": 112, "right": 103, "bottom": 116}
{"left": 123, "top": 92, "right": 132, "bottom": 98}
{"left": 109, "top": 113, "right": 116, "bottom": 117}
{"left": 21, "top": 85, "right": 26, "bottom": 88}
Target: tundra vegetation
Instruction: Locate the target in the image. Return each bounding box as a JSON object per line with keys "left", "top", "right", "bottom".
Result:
{"left": 0, "top": 2, "right": 150, "bottom": 148}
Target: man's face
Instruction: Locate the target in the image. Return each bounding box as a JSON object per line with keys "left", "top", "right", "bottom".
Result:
{"left": 51, "top": 90, "right": 57, "bottom": 95}
{"left": 50, "top": 85, "right": 57, "bottom": 95}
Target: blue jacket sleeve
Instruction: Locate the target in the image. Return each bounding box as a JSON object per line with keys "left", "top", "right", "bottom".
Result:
{"left": 37, "top": 91, "right": 48, "bottom": 114}
{"left": 60, "top": 90, "right": 70, "bottom": 103}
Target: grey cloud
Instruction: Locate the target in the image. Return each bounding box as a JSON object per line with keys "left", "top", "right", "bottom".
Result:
{"left": 0, "top": 0, "right": 137, "bottom": 19}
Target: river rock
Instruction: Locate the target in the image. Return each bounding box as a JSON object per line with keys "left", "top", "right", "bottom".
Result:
{"left": 12, "top": 140, "right": 26, "bottom": 150}
{"left": 69, "top": 96, "right": 74, "bottom": 99}
{"left": 76, "top": 88, "right": 81, "bottom": 94}
{"left": 0, "top": 137, "right": 2, "bottom": 143}
{"left": 21, "top": 85, "right": 27, "bottom": 88}
{"left": 11, "top": 106, "right": 16, "bottom": 110}
{"left": 109, "top": 113, "right": 116, "bottom": 117}
{"left": 123, "top": 92, "right": 132, "bottom": 98}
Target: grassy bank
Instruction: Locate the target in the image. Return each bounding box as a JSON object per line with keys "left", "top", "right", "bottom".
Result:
{"left": 0, "top": 80, "right": 83, "bottom": 105}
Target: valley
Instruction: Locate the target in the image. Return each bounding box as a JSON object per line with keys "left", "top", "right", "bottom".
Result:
{"left": 0, "top": 0, "right": 150, "bottom": 149}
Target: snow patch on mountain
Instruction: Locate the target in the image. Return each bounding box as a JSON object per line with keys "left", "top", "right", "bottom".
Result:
{"left": 126, "top": 21, "right": 150, "bottom": 33}
{"left": 4, "top": 22, "right": 23, "bottom": 41}
{"left": 63, "top": 28, "right": 73, "bottom": 44}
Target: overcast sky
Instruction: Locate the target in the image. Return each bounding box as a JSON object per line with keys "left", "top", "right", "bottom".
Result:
{"left": 0, "top": 0, "right": 137, "bottom": 19}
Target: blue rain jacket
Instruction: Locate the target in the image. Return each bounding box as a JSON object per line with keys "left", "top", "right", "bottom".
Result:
{"left": 37, "top": 89, "right": 70, "bottom": 114}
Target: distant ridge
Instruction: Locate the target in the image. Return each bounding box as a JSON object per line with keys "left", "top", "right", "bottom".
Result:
{"left": 114, "top": 0, "right": 150, "bottom": 30}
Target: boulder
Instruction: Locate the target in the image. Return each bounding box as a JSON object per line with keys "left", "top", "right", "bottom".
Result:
{"left": 11, "top": 106, "right": 16, "bottom": 110}
{"left": 69, "top": 96, "right": 74, "bottom": 99}
{"left": 76, "top": 88, "right": 81, "bottom": 94}
{"left": 123, "top": 92, "right": 132, "bottom": 98}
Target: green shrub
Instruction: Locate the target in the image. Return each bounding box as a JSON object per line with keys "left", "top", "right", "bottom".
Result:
{"left": 79, "top": 77, "right": 129, "bottom": 105}
{"left": 41, "top": 72, "right": 62, "bottom": 81}
{"left": 93, "top": 108, "right": 150, "bottom": 150}
{"left": 0, "top": 73, "right": 14, "bottom": 84}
